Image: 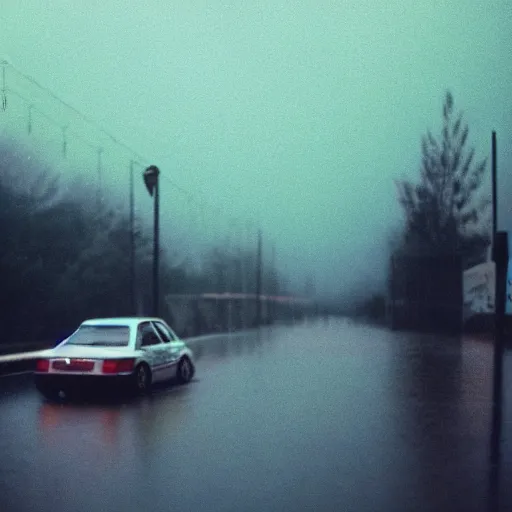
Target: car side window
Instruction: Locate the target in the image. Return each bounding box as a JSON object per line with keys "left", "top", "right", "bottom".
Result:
{"left": 139, "top": 322, "right": 162, "bottom": 347}
{"left": 153, "top": 321, "right": 176, "bottom": 343}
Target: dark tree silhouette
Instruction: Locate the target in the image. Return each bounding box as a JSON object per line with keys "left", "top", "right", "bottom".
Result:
{"left": 0, "top": 137, "right": 288, "bottom": 347}
{"left": 395, "top": 91, "right": 490, "bottom": 268}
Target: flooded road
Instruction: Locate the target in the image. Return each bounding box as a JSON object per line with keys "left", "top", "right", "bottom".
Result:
{"left": 1, "top": 319, "right": 511, "bottom": 512}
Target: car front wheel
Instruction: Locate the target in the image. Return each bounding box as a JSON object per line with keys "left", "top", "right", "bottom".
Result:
{"left": 176, "top": 357, "right": 195, "bottom": 384}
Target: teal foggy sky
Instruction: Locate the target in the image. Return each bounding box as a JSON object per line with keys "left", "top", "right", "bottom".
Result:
{"left": 1, "top": 0, "right": 511, "bottom": 300}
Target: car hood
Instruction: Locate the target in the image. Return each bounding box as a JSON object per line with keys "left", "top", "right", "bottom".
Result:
{"left": 39, "top": 344, "right": 136, "bottom": 359}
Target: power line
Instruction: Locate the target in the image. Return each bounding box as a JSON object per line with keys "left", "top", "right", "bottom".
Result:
{"left": 159, "top": 173, "right": 255, "bottom": 237}
{"left": 5, "top": 62, "right": 142, "bottom": 160}
{"left": 7, "top": 86, "right": 99, "bottom": 152}
{"left": 2, "top": 61, "right": 260, "bottom": 240}
{"left": 5, "top": 63, "right": 209, "bottom": 201}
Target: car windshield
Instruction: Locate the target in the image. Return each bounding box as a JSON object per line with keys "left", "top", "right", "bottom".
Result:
{"left": 65, "top": 325, "right": 130, "bottom": 347}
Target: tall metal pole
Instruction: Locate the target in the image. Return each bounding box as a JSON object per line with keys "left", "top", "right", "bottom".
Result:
{"left": 1, "top": 60, "right": 7, "bottom": 110}
{"left": 489, "top": 231, "right": 508, "bottom": 512}
{"left": 241, "top": 222, "right": 250, "bottom": 327}
{"left": 153, "top": 177, "right": 160, "bottom": 317}
{"left": 271, "top": 242, "right": 276, "bottom": 324}
{"left": 255, "top": 229, "right": 262, "bottom": 327}
{"left": 97, "top": 147, "right": 103, "bottom": 210}
{"left": 390, "top": 254, "right": 396, "bottom": 330}
{"left": 143, "top": 165, "right": 160, "bottom": 318}
{"left": 488, "top": 132, "right": 505, "bottom": 512}
{"left": 129, "top": 160, "right": 136, "bottom": 315}
{"left": 492, "top": 131, "right": 497, "bottom": 244}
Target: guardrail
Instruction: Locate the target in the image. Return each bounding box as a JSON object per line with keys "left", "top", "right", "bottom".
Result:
{"left": 0, "top": 329, "right": 263, "bottom": 378}
{"left": 0, "top": 341, "right": 54, "bottom": 356}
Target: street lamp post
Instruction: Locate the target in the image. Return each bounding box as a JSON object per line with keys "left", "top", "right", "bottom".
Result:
{"left": 143, "top": 165, "right": 160, "bottom": 317}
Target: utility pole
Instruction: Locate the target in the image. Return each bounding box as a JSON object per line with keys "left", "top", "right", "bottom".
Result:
{"left": 1, "top": 60, "right": 7, "bottom": 110}
{"left": 143, "top": 165, "right": 160, "bottom": 317}
{"left": 255, "top": 229, "right": 262, "bottom": 327}
{"left": 489, "top": 230, "right": 508, "bottom": 512}
{"left": 129, "top": 160, "right": 136, "bottom": 315}
{"left": 489, "top": 131, "right": 505, "bottom": 512}
{"left": 492, "top": 131, "right": 497, "bottom": 244}
{"left": 390, "top": 255, "right": 396, "bottom": 330}
{"left": 240, "top": 247, "right": 247, "bottom": 329}
{"left": 270, "top": 242, "right": 276, "bottom": 324}
{"left": 97, "top": 147, "right": 104, "bottom": 210}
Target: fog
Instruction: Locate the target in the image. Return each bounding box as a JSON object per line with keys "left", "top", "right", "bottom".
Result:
{"left": 1, "top": 0, "right": 511, "bottom": 303}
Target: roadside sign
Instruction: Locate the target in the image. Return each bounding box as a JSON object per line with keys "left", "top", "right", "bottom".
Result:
{"left": 463, "top": 261, "right": 495, "bottom": 322}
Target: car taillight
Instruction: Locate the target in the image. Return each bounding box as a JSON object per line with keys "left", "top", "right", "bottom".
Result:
{"left": 36, "top": 359, "right": 50, "bottom": 372}
{"left": 102, "top": 359, "right": 135, "bottom": 374}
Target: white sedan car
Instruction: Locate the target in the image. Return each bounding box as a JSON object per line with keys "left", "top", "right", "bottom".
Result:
{"left": 34, "top": 317, "right": 195, "bottom": 400}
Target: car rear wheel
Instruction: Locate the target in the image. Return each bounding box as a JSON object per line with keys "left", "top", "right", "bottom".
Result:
{"left": 36, "top": 381, "right": 65, "bottom": 402}
{"left": 132, "top": 363, "right": 151, "bottom": 395}
{"left": 176, "top": 356, "right": 195, "bottom": 384}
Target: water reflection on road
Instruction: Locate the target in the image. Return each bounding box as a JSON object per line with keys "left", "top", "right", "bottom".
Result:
{"left": 389, "top": 332, "right": 495, "bottom": 510}
{"left": 1, "top": 319, "right": 511, "bottom": 512}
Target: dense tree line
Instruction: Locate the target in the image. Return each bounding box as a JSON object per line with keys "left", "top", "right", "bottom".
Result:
{"left": 0, "top": 138, "right": 286, "bottom": 346}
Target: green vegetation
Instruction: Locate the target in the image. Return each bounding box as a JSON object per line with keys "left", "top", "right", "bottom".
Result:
{"left": 0, "top": 137, "right": 285, "bottom": 346}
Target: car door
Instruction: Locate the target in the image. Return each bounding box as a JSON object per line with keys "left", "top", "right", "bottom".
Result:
{"left": 152, "top": 320, "right": 181, "bottom": 379}
{"left": 137, "top": 322, "right": 166, "bottom": 383}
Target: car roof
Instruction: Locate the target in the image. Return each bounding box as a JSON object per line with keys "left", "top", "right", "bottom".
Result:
{"left": 80, "top": 317, "right": 166, "bottom": 328}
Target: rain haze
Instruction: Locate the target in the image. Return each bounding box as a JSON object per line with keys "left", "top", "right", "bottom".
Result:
{"left": 1, "top": 0, "right": 511, "bottom": 303}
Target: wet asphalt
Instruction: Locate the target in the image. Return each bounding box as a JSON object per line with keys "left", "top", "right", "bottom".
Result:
{"left": 1, "top": 318, "right": 511, "bottom": 512}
